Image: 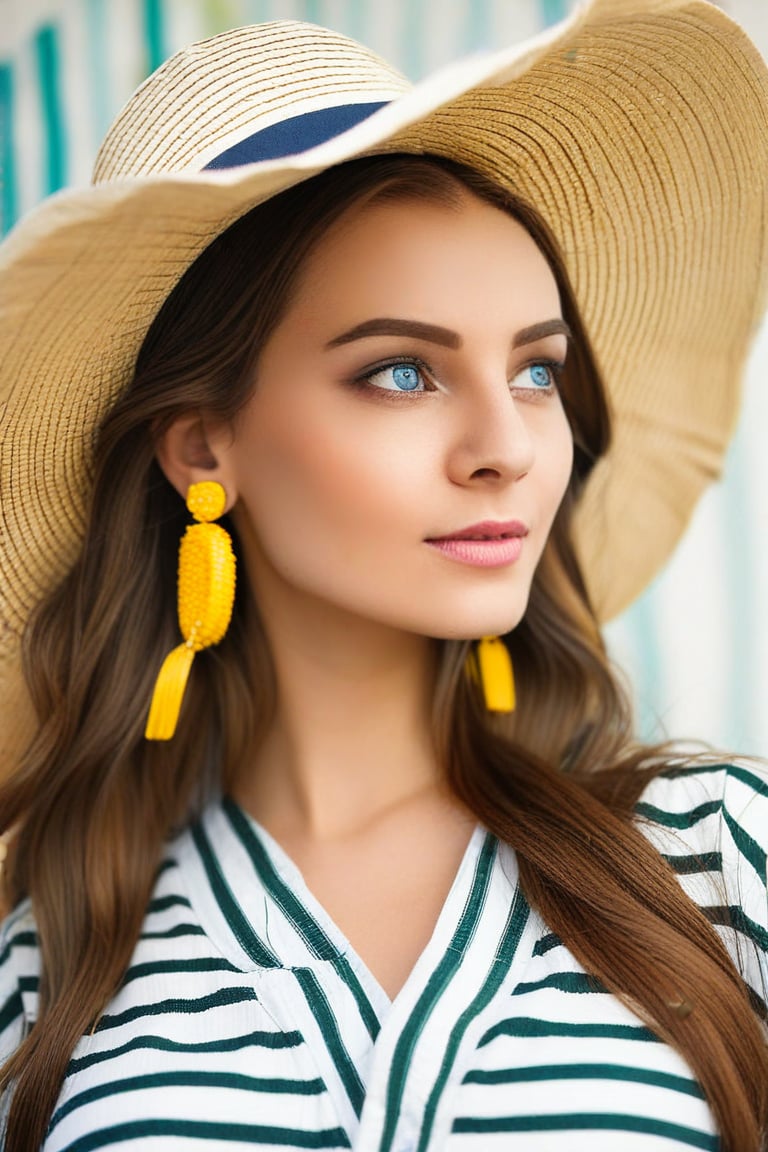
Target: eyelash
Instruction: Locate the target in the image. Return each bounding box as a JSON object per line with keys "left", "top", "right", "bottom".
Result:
{"left": 516, "top": 359, "right": 565, "bottom": 397}
{"left": 351, "top": 356, "right": 565, "bottom": 400}
{"left": 352, "top": 356, "right": 434, "bottom": 399}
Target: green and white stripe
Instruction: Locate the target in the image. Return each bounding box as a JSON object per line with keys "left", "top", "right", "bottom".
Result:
{"left": 0, "top": 762, "right": 764, "bottom": 1149}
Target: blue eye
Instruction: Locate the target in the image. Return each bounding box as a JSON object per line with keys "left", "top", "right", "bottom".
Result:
{"left": 529, "top": 364, "right": 552, "bottom": 388}
{"left": 392, "top": 364, "right": 420, "bottom": 391}
{"left": 512, "top": 362, "right": 561, "bottom": 392}
{"left": 365, "top": 361, "right": 426, "bottom": 392}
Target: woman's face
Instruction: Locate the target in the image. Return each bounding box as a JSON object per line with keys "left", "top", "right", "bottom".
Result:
{"left": 225, "top": 188, "right": 574, "bottom": 641}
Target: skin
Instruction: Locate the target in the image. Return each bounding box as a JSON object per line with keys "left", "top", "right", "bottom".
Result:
{"left": 157, "top": 189, "right": 573, "bottom": 998}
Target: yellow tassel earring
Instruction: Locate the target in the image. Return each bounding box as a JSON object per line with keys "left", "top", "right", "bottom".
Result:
{"left": 474, "top": 636, "right": 516, "bottom": 712}
{"left": 145, "top": 480, "right": 236, "bottom": 741}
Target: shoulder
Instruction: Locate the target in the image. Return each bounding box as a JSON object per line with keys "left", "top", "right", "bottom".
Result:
{"left": 635, "top": 761, "right": 768, "bottom": 1001}
{"left": 635, "top": 760, "right": 767, "bottom": 876}
{"left": 0, "top": 898, "right": 40, "bottom": 1061}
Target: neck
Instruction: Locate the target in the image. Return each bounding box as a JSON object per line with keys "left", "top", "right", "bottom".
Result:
{"left": 235, "top": 591, "right": 442, "bottom": 841}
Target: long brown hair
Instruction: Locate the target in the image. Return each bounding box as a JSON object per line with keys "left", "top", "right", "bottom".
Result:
{"left": 1, "top": 155, "right": 766, "bottom": 1150}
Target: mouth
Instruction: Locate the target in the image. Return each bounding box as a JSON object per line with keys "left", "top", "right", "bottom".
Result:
{"left": 425, "top": 522, "right": 528, "bottom": 569}
{"left": 426, "top": 520, "right": 529, "bottom": 543}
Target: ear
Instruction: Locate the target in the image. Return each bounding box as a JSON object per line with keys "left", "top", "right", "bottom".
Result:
{"left": 154, "top": 412, "right": 238, "bottom": 511}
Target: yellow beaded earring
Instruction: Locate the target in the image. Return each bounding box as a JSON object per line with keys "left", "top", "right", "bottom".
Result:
{"left": 472, "top": 636, "right": 516, "bottom": 712}
{"left": 145, "top": 480, "right": 236, "bottom": 741}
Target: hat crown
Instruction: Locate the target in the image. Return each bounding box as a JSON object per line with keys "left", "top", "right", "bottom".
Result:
{"left": 92, "top": 21, "right": 410, "bottom": 183}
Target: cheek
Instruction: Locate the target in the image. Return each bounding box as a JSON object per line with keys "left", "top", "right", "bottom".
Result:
{"left": 232, "top": 399, "right": 430, "bottom": 568}
{"left": 535, "top": 407, "right": 574, "bottom": 524}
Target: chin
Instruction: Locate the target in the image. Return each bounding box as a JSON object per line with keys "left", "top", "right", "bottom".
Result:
{"left": 426, "top": 606, "right": 529, "bottom": 643}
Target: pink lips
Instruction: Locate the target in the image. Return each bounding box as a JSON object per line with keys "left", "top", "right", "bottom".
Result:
{"left": 425, "top": 520, "right": 528, "bottom": 568}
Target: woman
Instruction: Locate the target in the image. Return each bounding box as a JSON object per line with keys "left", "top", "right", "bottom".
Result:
{"left": 0, "top": 3, "right": 766, "bottom": 1150}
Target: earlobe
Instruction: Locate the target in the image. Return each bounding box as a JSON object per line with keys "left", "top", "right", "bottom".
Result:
{"left": 154, "top": 412, "right": 237, "bottom": 509}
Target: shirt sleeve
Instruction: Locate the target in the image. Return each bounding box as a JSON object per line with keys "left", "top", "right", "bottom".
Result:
{"left": 0, "top": 899, "right": 37, "bottom": 1063}
{"left": 635, "top": 761, "right": 768, "bottom": 1007}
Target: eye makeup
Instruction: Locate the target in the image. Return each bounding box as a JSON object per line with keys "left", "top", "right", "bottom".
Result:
{"left": 510, "top": 358, "right": 565, "bottom": 397}
{"left": 349, "top": 355, "right": 437, "bottom": 401}
{"left": 347, "top": 354, "right": 566, "bottom": 402}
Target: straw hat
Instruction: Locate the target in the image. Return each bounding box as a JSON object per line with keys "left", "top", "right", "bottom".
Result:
{"left": 1, "top": 0, "right": 767, "bottom": 769}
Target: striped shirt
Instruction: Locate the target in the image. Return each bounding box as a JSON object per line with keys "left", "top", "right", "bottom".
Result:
{"left": 0, "top": 762, "right": 765, "bottom": 1151}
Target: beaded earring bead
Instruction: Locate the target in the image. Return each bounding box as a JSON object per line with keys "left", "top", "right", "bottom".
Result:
{"left": 145, "top": 480, "right": 236, "bottom": 740}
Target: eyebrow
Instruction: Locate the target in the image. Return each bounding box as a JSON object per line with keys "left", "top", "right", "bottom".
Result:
{"left": 325, "top": 316, "right": 571, "bottom": 350}
{"left": 514, "top": 319, "right": 572, "bottom": 347}
{"left": 326, "top": 318, "right": 461, "bottom": 349}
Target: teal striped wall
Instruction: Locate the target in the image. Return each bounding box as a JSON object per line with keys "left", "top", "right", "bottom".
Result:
{"left": 0, "top": 62, "right": 15, "bottom": 231}
{"left": 2, "top": 0, "right": 767, "bottom": 756}
{"left": 33, "top": 24, "right": 67, "bottom": 194}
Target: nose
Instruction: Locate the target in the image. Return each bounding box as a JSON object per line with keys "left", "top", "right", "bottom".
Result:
{"left": 445, "top": 375, "right": 536, "bottom": 487}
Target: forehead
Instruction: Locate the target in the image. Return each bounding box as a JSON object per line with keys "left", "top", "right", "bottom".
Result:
{"left": 286, "top": 190, "right": 562, "bottom": 327}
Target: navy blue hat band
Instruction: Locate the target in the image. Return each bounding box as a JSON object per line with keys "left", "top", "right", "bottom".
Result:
{"left": 203, "top": 101, "right": 389, "bottom": 169}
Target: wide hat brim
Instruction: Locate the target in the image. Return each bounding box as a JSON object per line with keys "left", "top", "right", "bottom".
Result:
{"left": 1, "top": 0, "right": 768, "bottom": 768}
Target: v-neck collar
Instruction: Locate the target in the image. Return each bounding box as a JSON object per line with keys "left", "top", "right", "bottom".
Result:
{"left": 181, "top": 795, "right": 489, "bottom": 1015}
{"left": 239, "top": 802, "right": 490, "bottom": 1010}
{"left": 173, "top": 795, "right": 532, "bottom": 1151}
